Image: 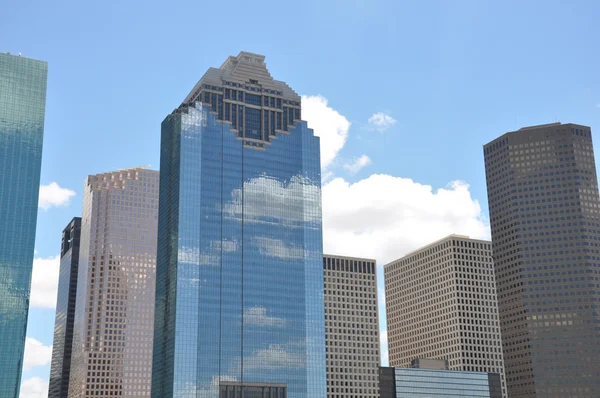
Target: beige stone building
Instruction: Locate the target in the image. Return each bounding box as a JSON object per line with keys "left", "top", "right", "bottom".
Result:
{"left": 384, "top": 235, "right": 507, "bottom": 397}
{"left": 323, "top": 255, "right": 380, "bottom": 398}
{"left": 68, "top": 167, "right": 159, "bottom": 397}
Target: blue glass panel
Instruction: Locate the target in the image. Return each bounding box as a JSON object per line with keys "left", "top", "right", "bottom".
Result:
{"left": 153, "top": 103, "right": 326, "bottom": 398}
{"left": 0, "top": 53, "right": 47, "bottom": 398}
{"left": 245, "top": 108, "right": 261, "bottom": 140}
{"left": 270, "top": 112, "right": 275, "bottom": 135}
{"left": 232, "top": 104, "right": 238, "bottom": 130}
{"left": 245, "top": 94, "right": 261, "bottom": 106}
{"left": 218, "top": 94, "right": 223, "bottom": 120}
{"left": 263, "top": 110, "right": 269, "bottom": 141}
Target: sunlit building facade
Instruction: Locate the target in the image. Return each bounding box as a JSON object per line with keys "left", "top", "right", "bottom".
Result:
{"left": 0, "top": 52, "right": 47, "bottom": 398}
{"left": 323, "top": 255, "right": 380, "bottom": 398}
{"left": 69, "top": 168, "right": 159, "bottom": 397}
{"left": 152, "top": 52, "right": 326, "bottom": 397}
{"left": 384, "top": 235, "right": 507, "bottom": 397}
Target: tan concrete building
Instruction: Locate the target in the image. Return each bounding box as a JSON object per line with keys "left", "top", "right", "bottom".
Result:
{"left": 384, "top": 235, "right": 507, "bottom": 397}
{"left": 68, "top": 167, "right": 159, "bottom": 397}
{"left": 323, "top": 255, "right": 380, "bottom": 398}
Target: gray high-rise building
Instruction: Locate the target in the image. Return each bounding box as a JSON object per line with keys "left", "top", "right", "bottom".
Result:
{"left": 384, "top": 235, "right": 506, "bottom": 397}
{"left": 0, "top": 52, "right": 48, "bottom": 398}
{"left": 323, "top": 255, "right": 380, "bottom": 398}
{"left": 49, "top": 217, "right": 82, "bottom": 398}
{"left": 68, "top": 168, "right": 159, "bottom": 397}
{"left": 484, "top": 122, "right": 600, "bottom": 397}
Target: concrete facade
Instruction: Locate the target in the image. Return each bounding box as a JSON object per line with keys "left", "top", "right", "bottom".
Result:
{"left": 323, "top": 255, "right": 380, "bottom": 398}
{"left": 384, "top": 235, "right": 506, "bottom": 397}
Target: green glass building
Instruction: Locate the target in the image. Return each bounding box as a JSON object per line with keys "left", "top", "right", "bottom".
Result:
{"left": 0, "top": 52, "right": 48, "bottom": 398}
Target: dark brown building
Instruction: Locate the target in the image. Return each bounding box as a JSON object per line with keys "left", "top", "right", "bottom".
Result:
{"left": 484, "top": 122, "right": 600, "bottom": 397}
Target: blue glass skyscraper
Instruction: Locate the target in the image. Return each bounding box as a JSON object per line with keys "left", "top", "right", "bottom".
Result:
{"left": 152, "top": 52, "right": 326, "bottom": 398}
{"left": 0, "top": 52, "right": 48, "bottom": 398}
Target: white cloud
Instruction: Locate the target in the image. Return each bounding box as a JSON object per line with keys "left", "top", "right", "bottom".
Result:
{"left": 343, "top": 154, "right": 372, "bottom": 174}
{"left": 302, "top": 95, "right": 351, "bottom": 170}
{"left": 39, "top": 182, "right": 76, "bottom": 210}
{"left": 224, "top": 175, "right": 321, "bottom": 226}
{"left": 19, "top": 377, "right": 48, "bottom": 398}
{"left": 244, "top": 342, "right": 305, "bottom": 370}
{"left": 30, "top": 255, "right": 60, "bottom": 309}
{"left": 244, "top": 306, "right": 287, "bottom": 328}
{"left": 254, "top": 237, "right": 305, "bottom": 260}
{"left": 368, "top": 112, "right": 396, "bottom": 132}
{"left": 23, "top": 338, "right": 52, "bottom": 371}
{"left": 322, "top": 176, "right": 489, "bottom": 265}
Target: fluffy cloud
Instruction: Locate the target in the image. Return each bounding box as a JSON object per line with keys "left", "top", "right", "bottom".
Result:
{"left": 224, "top": 175, "right": 321, "bottom": 225}
{"left": 19, "top": 377, "right": 48, "bottom": 398}
{"left": 243, "top": 342, "right": 305, "bottom": 371}
{"left": 368, "top": 112, "right": 396, "bottom": 132}
{"left": 343, "top": 154, "right": 372, "bottom": 174}
{"left": 244, "top": 306, "right": 287, "bottom": 328}
{"left": 301, "top": 95, "right": 351, "bottom": 170}
{"left": 30, "top": 255, "right": 60, "bottom": 309}
{"left": 322, "top": 176, "right": 489, "bottom": 265}
{"left": 254, "top": 237, "right": 305, "bottom": 260}
{"left": 39, "top": 182, "right": 76, "bottom": 210}
{"left": 23, "top": 338, "right": 52, "bottom": 371}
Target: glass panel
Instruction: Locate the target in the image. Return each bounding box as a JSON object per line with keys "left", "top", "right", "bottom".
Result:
{"left": 245, "top": 93, "right": 262, "bottom": 106}
{"left": 154, "top": 102, "right": 325, "bottom": 397}
{"left": 0, "top": 53, "right": 47, "bottom": 397}
{"left": 245, "top": 107, "right": 261, "bottom": 139}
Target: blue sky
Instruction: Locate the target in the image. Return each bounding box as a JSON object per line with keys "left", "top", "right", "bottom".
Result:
{"left": 3, "top": 0, "right": 600, "bottom": 396}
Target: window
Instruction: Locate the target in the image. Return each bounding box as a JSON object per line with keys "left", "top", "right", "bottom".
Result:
{"left": 245, "top": 93, "right": 262, "bottom": 106}
{"left": 245, "top": 108, "right": 261, "bottom": 139}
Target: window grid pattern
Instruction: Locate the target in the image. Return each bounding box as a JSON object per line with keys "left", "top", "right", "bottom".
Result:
{"left": 152, "top": 99, "right": 326, "bottom": 397}
{"left": 49, "top": 218, "right": 82, "bottom": 397}
{"left": 484, "top": 123, "right": 600, "bottom": 397}
{"left": 0, "top": 53, "right": 47, "bottom": 398}
{"left": 384, "top": 236, "right": 507, "bottom": 397}
{"left": 393, "top": 368, "right": 497, "bottom": 398}
{"left": 182, "top": 52, "right": 301, "bottom": 150}
{"left": 323, "top": 255, "right": 380, "bottom": 398}
{"left": 68, "top": 168, "right": 159, "bottom": 397}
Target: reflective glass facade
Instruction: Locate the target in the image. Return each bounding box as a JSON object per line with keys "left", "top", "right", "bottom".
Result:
{"left": 0, "top": 52, "right": 47, "bottom": 398}
{"left": 152, "top": 52, "right": 325, "bottom": 398}
{"left": 49, "top": 218, "right": 82, "bottom": 397}
{"left": 379, "top": 367, "right": 502, "bottom": 398}
{"left": 484, "top": 123, "right": 600, "bottom": 397}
